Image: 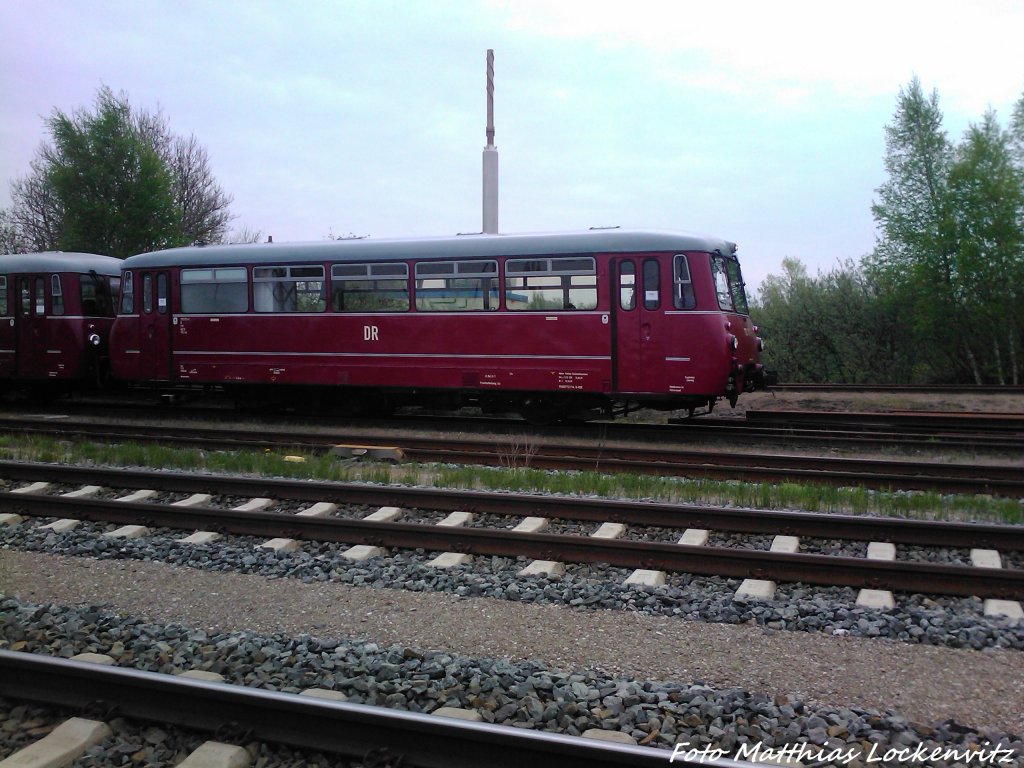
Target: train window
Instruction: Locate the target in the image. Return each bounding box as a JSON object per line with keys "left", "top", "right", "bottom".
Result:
{"left": 180, "top": 267, "right": 248, "bottom": 314}
{"left": 19, "top": 279, "right": 30, "bottom": 316}
{"left": 505, "top": 256, "right": 597, "bottom": 311}
{"left": 331, "top": 263, "right": 409, "bottom": 312}
{"left": 672, "top": 255, "right": 696, "bottom": 310}
{"left": 0, "top": 277, "right": 7, "bottom": 316}
{"left": 727, "top": 258, "right": 749, "bottom": 313}
{"left": 120, "top": 271, "right": 134, "bottom": 314}
{"left": 253, "top": 265, "right": 325, "bottom": 313}
{"left": 711, "top": 256, "right": 732, "bottom": 311}
{"left": 711, "top": 254, "right": 748, "bottom": 313}
{"left": 618, "top": 261, "right": 636, "bottom": 310}
{"left": 81, "top": 274, "right": 113, "bottom": 317}
{"left": 142, "top": 274, "right": 153, "bottom": 314}
{"left": 51, "top": 275, "right": 64, "bottom": 316}
{"left": 34, "top": 278, "right": 45, "bottom": 316}
{"left": 414, "top": 260, "right": 498, "bottom": 312}
{"left": 642, "top": 259, "right": 660, "bottom": 310}
{"left": 157, "top": 273, "right": 168, "bottom": 314}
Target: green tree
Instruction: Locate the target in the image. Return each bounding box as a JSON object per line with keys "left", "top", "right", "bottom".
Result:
{"left": 867, "top": 78, "right": 972, "bottom": 379}
{"left": 6, "top": 86, "right": 234, "bottom": 256}
{"left": 44, "top": 88, "right": 183, "bottom": 257}
{"left": 754, "top": 258, "right": 920, "bottom": 384}
{"left": 947, "top": 111, "right": 1024, "bottom": 384}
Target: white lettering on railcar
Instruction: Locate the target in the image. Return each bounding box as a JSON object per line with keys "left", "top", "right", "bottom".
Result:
{"left": 363, "top": 325, "right": 379, "bottom": 341}
{"left": 556, "top": 371, "right": 587, "bottom": 391}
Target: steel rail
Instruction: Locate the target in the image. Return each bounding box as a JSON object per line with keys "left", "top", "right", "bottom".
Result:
{"left": 0, "top": 652, "right": 691, "bottom": 768}
{"left": 667, "top": 418, "right": 1024, "bottom": 450}
{"left": 6, "top": 403, "right": 1024, "bottom": 457}
{"left": 3, "top": 491, "right": 1022, "bottom": 599}
{"left": 2, "top": 420, "right": 1022, "bottom": 496}
{"left": 769, "top": 383, "right": 1024, "bottom": 394}
{"left": 399, "top": 448, "right": 1024, "bottom": 497}
{"left": 1, "top": 460, "right": 1022, "bottom": 549}
{"left": 745, "top": 409, "right": 1024, "bottom": 433}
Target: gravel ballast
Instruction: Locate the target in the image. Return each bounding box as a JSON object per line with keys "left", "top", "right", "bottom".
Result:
{"left": 2, "top": 593, "right": 1023, "bottom": 767}
{"left": 2, "top": 550, "right": 1022, "bottom": 743}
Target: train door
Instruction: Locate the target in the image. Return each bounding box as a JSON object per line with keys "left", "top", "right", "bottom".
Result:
{"left": 15, "top": 275, "right": 47, "bottom": 378}
{"left": 0, "top": 276, "right": 14, "bottom": 378}
{"left": 612, "top": 257, "right": 666, "bottom": 394}
{"left": 137, "top": 270, "right": 172, "bottom": 380}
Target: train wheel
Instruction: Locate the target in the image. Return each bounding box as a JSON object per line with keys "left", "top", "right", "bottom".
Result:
{"left": 520, "top": 396, "right": 565, "bottom": 426}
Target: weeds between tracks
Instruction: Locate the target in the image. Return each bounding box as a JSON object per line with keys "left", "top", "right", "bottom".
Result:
{"left": 0, "top": 433, "right": 1021, "bottom": 525}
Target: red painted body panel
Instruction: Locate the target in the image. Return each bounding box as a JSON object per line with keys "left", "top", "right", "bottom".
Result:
{"left": 170, "top": 312, "right": 613, "bottom": 393}
{"left": 109, "top": 231, "right": 765, "bottom": 409}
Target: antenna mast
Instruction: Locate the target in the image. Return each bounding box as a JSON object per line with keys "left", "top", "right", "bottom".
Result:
{"left": 482, "top": 49, "right": 499, "bottom": 234}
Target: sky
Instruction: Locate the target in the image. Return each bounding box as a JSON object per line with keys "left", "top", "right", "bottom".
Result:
{"left": 2, "top": 0, "right": 1022, "bottom": 295}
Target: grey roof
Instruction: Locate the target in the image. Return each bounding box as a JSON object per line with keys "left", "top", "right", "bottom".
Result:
{"left": 121, "top": 229, "right": 738, "bottom": 269}
{"left": 0, "top": 252, "right": 123, "bottom": 275}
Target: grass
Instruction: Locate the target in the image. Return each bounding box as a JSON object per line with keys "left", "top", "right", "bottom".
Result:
{"left": 0, "top": 434, "right": 1021, "bottom": 525}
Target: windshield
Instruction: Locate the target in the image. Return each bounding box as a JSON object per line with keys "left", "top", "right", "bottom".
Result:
{"left": 711, "top": 253, "right": 749, "bottom": 314}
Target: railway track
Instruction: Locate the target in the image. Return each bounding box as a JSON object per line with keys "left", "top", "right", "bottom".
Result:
{"left": 7, "top": 392, "right": 1024, "bottom": 450}
{"left": 2, "top": 416, "right": 1023, "bottom": 497}
{"left": 770, "top": 383, "right": 1024, "bottom": 394}
{"left": 2, "top": 462, "right": 1021, "bottom": 601}
{"left": 744, "top": 408, "right": 1024, "bottom": 434}
{"left": 0, "top": 652, "right": 671, "bottom": 767}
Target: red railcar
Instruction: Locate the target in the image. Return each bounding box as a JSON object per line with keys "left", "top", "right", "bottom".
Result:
{"left": 109, "top": 230, "right": 765, "bottom": 420}
{"left": 0, "top": 252, "right": 122, "bottom": 397}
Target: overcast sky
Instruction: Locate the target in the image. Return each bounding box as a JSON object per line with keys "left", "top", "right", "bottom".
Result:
{"left": 2, "top": 0, "right": 1022, "bottom": 294}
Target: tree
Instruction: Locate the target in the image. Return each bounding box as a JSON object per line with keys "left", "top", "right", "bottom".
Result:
{"left": 0, "top": 208, "right": 25, "bottom": 255}
{"left": 134, "top": 105, "right": 233, "bottom": 245}
{"left": 867, "top": 78, "right": 1024, "bottom": 384}
{"left": 868, "top": 78, "right": 972, "bottom": 378}
{"left": 947, "top": 111, "right": 1024, "bottom": 384}
{"left": 753, "top": 258, "right": 921, "bottom": 384}
{"left": 46, "top": 88, "right": 183, "bottom": 257}
{"left": 5, "top": 86, "right": 234, "bottom": 256}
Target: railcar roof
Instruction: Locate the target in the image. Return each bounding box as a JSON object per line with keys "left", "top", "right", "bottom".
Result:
{"left": 121, "top": 229, "right": 738, "bottom": 269}
{"left": 0, "top": 252, "right": 122, "bottom": 275}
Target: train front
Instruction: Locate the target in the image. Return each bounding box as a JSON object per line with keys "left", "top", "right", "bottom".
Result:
{"left": 711, "top": 247, "right": 768, "bottom": 405}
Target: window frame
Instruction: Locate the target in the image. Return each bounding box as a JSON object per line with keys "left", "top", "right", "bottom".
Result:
{"left": 34, "top": 277, "right": 45, "bottom": 316}
{"left": 119, "top": 271, "right": 135, "bottom": 314}
{"left": 414, "top": 259, "right": 498, "bottom": 312}
{"left": 252, "top": 264, "right": 326, "bottom": 314}
{"left": 504, "top": 255, "right": 598, "bottom": 312}
{"left": 711, "top": 253, "right": 749, "bottom": 314}
{"left": 642, "top": 259, "right": 660, "bottom": 311}
{"left": 50, "top": 275, "right": 64, "bottom": 316}
{"left": 618, "top": 260, "right": 636, "bottom": 311}
{"left": 331, "top": 262, "right": 410, "bottom": 312}
{"left": 672, "top": 254, "right": 696, "bottom": 310}
{"left": 179, "top": 266, "right": 249, "bottom": 314}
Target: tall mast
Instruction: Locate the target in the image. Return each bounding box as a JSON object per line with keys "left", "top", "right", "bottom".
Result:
{"left": 482, "top": 49, "right": 499, "bottom": 234}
